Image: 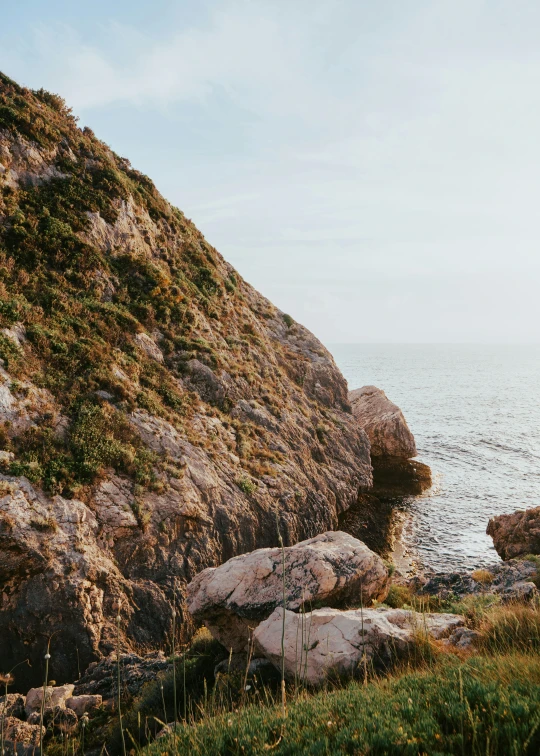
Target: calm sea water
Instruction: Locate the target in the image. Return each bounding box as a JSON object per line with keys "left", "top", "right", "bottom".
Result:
{"left": 331, "top": 344, "right": 540, "bottom": 572}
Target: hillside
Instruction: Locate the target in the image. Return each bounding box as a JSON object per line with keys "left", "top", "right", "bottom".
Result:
{"left": 0, "top": 72, "right": 371, "bottom": 688}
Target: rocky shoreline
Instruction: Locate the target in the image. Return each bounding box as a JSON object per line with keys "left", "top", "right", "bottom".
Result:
{"left": 3, "top": 517, "right": 538, "bottom": 754}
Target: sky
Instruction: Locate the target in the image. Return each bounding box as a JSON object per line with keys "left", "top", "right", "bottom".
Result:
{"left": 2, "top": 0, "right": 540, "bottom": 344}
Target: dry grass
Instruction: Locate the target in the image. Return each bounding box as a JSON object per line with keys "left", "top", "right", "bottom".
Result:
{"left": 471, "top": 569, "right": 495, "bottom": 585}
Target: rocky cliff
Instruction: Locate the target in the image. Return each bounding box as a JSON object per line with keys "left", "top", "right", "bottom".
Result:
{"left": 0, "top": 73, "right": 372, "bottom": 687}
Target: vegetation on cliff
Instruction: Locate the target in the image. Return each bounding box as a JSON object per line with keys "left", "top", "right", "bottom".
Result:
{"left": 0, "top": 72, "right": 372, "bottom": 689}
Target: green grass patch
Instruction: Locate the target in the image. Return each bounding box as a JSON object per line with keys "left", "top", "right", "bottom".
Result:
{"left": 143, "top": 652, "right": 540, "bottom": 755}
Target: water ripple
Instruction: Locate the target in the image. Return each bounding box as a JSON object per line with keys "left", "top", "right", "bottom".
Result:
{"left": 332, "top": 344, "right": 540, "bottom": 571}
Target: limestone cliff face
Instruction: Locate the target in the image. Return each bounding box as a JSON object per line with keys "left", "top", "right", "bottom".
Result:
{"left": 0, "top": 73, "right": 371, "bottom": 687}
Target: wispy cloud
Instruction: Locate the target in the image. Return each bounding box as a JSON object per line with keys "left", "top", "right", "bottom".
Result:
{"left": 3, "top": 0, "right": 540, "bottom": 342}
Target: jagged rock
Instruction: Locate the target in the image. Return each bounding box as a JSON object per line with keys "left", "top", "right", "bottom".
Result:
{"left": 187, "top": 532, "right": 389, "bottom": 652}
{"left": 418, "top": 559, "right": 538, "bottom": 600}
{"left": 349, "top": 386, "right": 416, "bottom": 458}
{"left": 25, "top": 684, "right": 74, "bottom": 716}
{"left": 338, "top": 494, "right": 397, "bottom": 556}
{"left": 487, "top": 506, "right": 540, "bottom": 560}
{"left": 65, "top": 694, "right": 102, "bottom": 717}
{"left": 3, "top": 716, "right": 44, "bottom": 755}
{"left": 0, "top": 693, "right": 26, "bottom": 720}
{"left": 73, "top": 652, "right": 168, "bottom": 699}
{"left": 253, "top": 606, "right": 465, "bottom": 685}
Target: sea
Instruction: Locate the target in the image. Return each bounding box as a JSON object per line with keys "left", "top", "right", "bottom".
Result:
{"left": 331, "top": 344, "right": 540, "bottom": 573}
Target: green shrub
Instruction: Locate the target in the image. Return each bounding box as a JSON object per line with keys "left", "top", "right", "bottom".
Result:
{"left": 236, "top": 475, "right": 257, "bottom": 495}
{"left": 384, "top": 584, "right": 412, "bottom": 609}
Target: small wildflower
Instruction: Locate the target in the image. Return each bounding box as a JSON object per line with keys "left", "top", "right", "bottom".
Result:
{"left": 244, "top": 684, "right": 251, "bottom": 691}
{"left": 44, "top": 653, "right": 51, "bottom": 660}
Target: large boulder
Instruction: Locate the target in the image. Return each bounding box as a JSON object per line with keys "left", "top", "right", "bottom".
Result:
{"left": 25, "top": 684, "right": 74, "bottom": 717}
{"left": 487, "top": 506, "right": 540, "bottom": 560}
{"left": 253, "top": 606, "right": 465, "bottom": 685}
{"left": 187, "top": 532, "right": 390, "bottom": 652}
{"left": 349, "top": 386, "right": 416, "bottom": 458}
{"left": 348, "top": 386, "right": 431, "bottom": 499}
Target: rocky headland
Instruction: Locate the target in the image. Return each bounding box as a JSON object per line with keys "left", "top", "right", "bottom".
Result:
{"left": 0, "top": 72, "right": 376, "bottom": 691}
{"left": 3, "top": 72, "right": 539, "bottom": 756}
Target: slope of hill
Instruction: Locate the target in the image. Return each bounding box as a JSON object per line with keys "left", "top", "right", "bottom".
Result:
{"left": 0, "top": 72, "right": 371, "bottom": 687}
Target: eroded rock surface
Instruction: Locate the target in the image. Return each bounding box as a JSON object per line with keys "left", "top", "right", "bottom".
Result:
{"left": 253, "top": 606, "right": 465, "bottom": 685}
{"left": 349, "top": 386, "right": 416, "bottom": 458}
{"left": 25, "top": 684, "right": 74, "bottom": 716}
{"left": 346, "top": 386, "right": 431, "bottom": 507}
{"left": 73, "top": 652, "right": 168, "bottom": 699}
{"left": 418, "top": 559, "right": 539, "bottom": 599}
{"left": 487, "top": 506, "right": 540, "bottom": 560}
{"left": 187, "top": 532, "right": 389, "bottom": 652}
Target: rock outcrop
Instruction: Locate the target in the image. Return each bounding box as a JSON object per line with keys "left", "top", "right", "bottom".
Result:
{"left": 487, "top": 506, "right": 540, "bottom": 560}
{"left": 187, "top": 531, "right": 389, "bottom": 652}
{"left": 349, "top": 386, "right": 416, "bottom": 458}
{"left": 418, "top": 559, "right": 539, "bottom": 599}
{"left": 0, "top": 73, "right": 373, "bottom": 688}
{"left": 253, "top": 606, "right": 465, "bottom": 685}
{"left": 73, "top": 652, "right": 169, "bottom": 699}
{"left": 348, "top": 386, "right": 431, "bottom": 500}
{"left": 25, "top": 684, "right": 74, "bottom": 717}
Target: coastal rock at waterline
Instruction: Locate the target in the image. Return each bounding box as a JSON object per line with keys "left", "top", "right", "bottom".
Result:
{"left": 349, "top": 386, "right": 417, "bottom": 458}
{"left": 348, "top": 386, "right": 431, "bottom": 498}
{"left": 25, "top": 684, "right": 74, "bottom": 717}
{"left": 487, "top": 506, "right": 540, "bottom": 560}
{"left": 418, "top": 559, "right": 538, "bottom": 599}
{"left": 253, "top": 606, "right": 466, "bottom": 686}
{"left": 187, "top": 531, "right": 390, "bottom": 652}
{"left": 371, "top": 456, "right": 432, "bottom": 498}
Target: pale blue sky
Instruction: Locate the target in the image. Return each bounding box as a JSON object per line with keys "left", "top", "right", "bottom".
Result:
{"left": 2, "top": 0, "right": 540, "bottom": 343}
